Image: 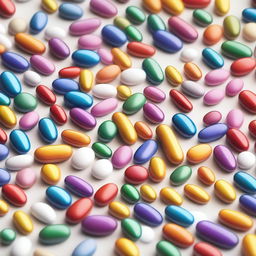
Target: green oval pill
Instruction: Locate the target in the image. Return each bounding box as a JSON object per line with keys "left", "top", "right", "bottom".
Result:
{"left": 98, "top": 120, "right": 117, "bottom": 142}
{"left": 147, "top": 14, "right": 166, "bottom": 33}
{"left": 193, "top": 9, "right": 213, "bottom": 27}
{"left": 142, "top": 58, "right": 164, "bottom": 85}
{"left": 114, "top": 16, "right": 131, "bottom": 30}
{"left": 92, "top": 142, "right": 112, "bottom": 158}
{"left": 121, "top": 184, "right": 140, "bottom": 204}
{"left": 123, "top": 93, "right": 146, "bottom": 115}
{"left": 14, "top": 92, "right": 38, "bottom": 113}
{"left": 0, "top": 228, "right": 16, "bottom": 245}
{"left": 121, "top": 218, "right": 142, "bottom": 241}
{"left": 221, "top": 40, "right": 252, "bottom": 59}
{"left": 170, "top": 165, "right": 192, "bottom": 186}
{"left": 223, "top": 15, "right": 240, "bottom": 39}
{"left": 126, "top": 6, "right": 146, "bottom": 25}
{"left": 125, "top": 25, "right": 143, "bottom": 42}
{"left": 156, "top": 240, "right": 181, "bottom": 256}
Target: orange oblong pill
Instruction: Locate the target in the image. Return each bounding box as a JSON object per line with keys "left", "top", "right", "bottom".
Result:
{"left": 203, "top": 24, "right": 223, "bottom": 45}
{"left": 186, "top": 144, "right": 212, "bottom": 164}
{"left": 134, "top": 121, "right": 153, "bottom": 140}
{"left": 197, "top": 166, "right": 216, "bottom": 186}
{"left": 184, "top": 184, "right": 210, "bottom": 204}
{"left": 61, "top": 129, "right": 91, "bottom": 147}
{"left": 96, "top": 65, "right": 121, "bottom": 83}
{"left": 184, "top": 62, "right": 202, "bottom": 81}
{"left": 143, "top": 0, "right": 162, "bottom": 13}
{"left": 111, "top": 48, "right": 132, "bottom": 70}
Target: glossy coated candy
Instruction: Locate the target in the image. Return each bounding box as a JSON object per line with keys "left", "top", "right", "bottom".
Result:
{"left": 50, "top": 104, "right": 67, "bottom": 125}
{"left": 204, "top": 68, "right": 229, "bottom": 86}
{"left": 215, "top": 0, "right": 230, "bottom": 16}
{"left": 0, "top": 128, "right": 7, "bottom": 144}
{"left": 64, "top": 91, "right": 93, "bottom": 109}
{"left": 243, "top": 8, "right": 256, "bottom": 22}
{"left": 109, "top": 201, "right": 130, "bottom": 220}
{"left": 15, "top": 168, "right": 36, "bottom": 189}
{"left": 172, "top": 113, "right": 196, "bottom": 138}
{"left": 94, "top": 183, "right": 117, "bottom": 206}
{"left": 226, "top": 128, "right": 249, "bottom": 152}
{"left": 193, "top": 9, "right": 212, "bottom": 26}
{"left": 125, "top": 165, "right": 148, "bottom": 185}
{"left": 197, "top": 166, "right": 215, "bottom": 186}
{"left": 170, "top": 89, "right": 193, "bottom": 113}
{"left": 226, "top": 109, "right": 244, "bottom": 128}
{"left": 11, "top": 237, "right": 32, "bottom": 256}
{"left": 242, "top": 234, "right": 256, "bottom": 256}
{"left": 52, "top": 79, "right": 79, "bottom": 95}
{"left": 223, "top": 15, "right": 240, "bottom": 39}
{"left": 49, "top": 38, "right": 70, "bottom": 59}
{"left": 234, "top": 171, "right": 256, "bottom": 194}
{"left": 203, "top": 24, "right": 223, "bottom": 45}
{"left": 204, "top": 87, "right": 225, "bottom": 106}
{"left": 101, "top": 25, "right": 127, "bottom": 47}
{"left": 91, "top": 159, "right": 113, "bottom": 180}
{"left": 184, "top": 62, "right": 202, "bottom": 81}
{"left": 121, "top": 68, "right": 146, "bottom": 86}
{"left": 72, "top": 239, "right": 97, "bottom": 256}
{"left": 70, "top": 108, "right": 96, "bottom": 130}
{"left": 134, "top": 121, "right": 153, "bottom": 140}
{"left": 96, "top": 65, "right": 120, "bottom": 83}
{"left": 143, "top": 86, "right": 165, "bottom": 103}
{"left": 5, "top": 154, "right": 33, "bottom": 171}
{"left": 59, "top": 3, "right": 82, "bottom": 20}
{"left": 184, "top": 184, "right": 210, "bottom": 204}
{"left": 221, "top": 40, "right": 252, "bottom": 59}
{"left": 240, "top": 194, "right": 256, "bottom": 216}
{"left": 0, "top": 168, "right": 10, "bottom": 186}
{"left": 231, "top": 57, "right": 256, "bottom": 76}
{"left": 0, "top": 228, "right": 16, "bottom": 245}
{"left": 123, "top": 93, "right": 146, "bottom": 115}
{"left": 243, "top": 22, "right": 256, "bottom": 41}
{"left": 72, "top": 50, "right": 100, "bottom": 68}
{"left": 161, "top": 0, "right": 183, "bottom": 15}
{"left": 121, "top": 184, "right": 140, "bottom": 204}
{"left": 79, "top": 34, "right": 102, "bottom": 50}
{"left": 115, "top": 238, "right": 139, "bottom": 256}
{"left": 121, "top": 218, "right": 141, "bottom": 240}
{"left": 13, "top": 210, "right": 33, "bottom": 235}
{"left": 140, "top": 184, "right": 157, "bottom": 203}
{"left": 156, "top": 240, "right": 181, "bottom": 256}
{"left": 19, "top": 111, "right": 39, "bottom": 131}
{"left": 127, "top": 41, "right": 156, "bottom": 58}
{"left": 239, "top": 90, "right": 256, "bottom": 113}
{"left": 59, "top": 67, "right": 80, "bottom": 78}
{"left": 198, "top": 123, "right": 227, "bottom": 142}
{"left": 14, "top": 92, "right": 37, "bottom": 113}
{"left": 71, "top": 147, "right": 95, "bottom": 170}
{"left": 126, "top": 6, "right": 145, "bottom": 25}
{"left": 134, "top": 140, "right": 158, "bottom": 164}
{"left": 0, "top": 71, "right": 21, "bottom": 97}
{"left": 193, "top": 242, "right": 222, "bottom": 256}
{"left": 0, "top": 199, "right": 9, "bottom": 216}
{"left": 42, "top": 0, "right": 58, "bottom": 14}
{"left": 142, "top": 58, "right": 164, "bottom": 85}
{"left": 180, "top": 48, "right": 198, "bottom": 63}
{"left": 90, "top": 0, "right": 117, "bottom": 18}
{"left": 202, "top": 48, "right": 224, "bottom": 69}
{"left": 0, "top": 0, "right": 15, "bottom": 18}
{"left": 69, "top": 18, "right": 101, "bottom": 36}
{"left": 181, "top": 81, "right": 204, "bottom": 98}
{"left": 61, "top": 130, "right": 90, "bottom": 147}
{"left": 214, "top": 179, "right": 236, "bottom": 203}
{"left": 2, "top": 184, "right": 27, "bottom": 206}
{"left": 143, "top": 102, "right": 164, "bottom": 124}
{"left": 187, "top": 144, "right": 212, "bottom": 164}
{"left": 38, "top": 118, "right": 58, "bottom": 143}
{"left": 214, "top": 145, "right": 236, "bottom": 172}
{"left": 30, "top": 11, "right": 48, "bottom": 34}
{"left": 0, "top": 144, "right": 8, "bottom": 160}
{"left": 0, "top": 92, "right": 10, "bottom": 106}
{"left": 160, "top": 187, "right": 183, "bottom": 206}
{"left": 111, "top": 146, "right": 132, "bottom": 169}
{"left": 237, "top": 151, "right": 255, "bottom": 170}
{"left": 124, "top": 25, "right": 143, "bottom": 42}
{"left": 165, "top": 66, "right": 183, "bottom": 86}
{"left": 36, "top": 85, "right": 56, "bottom": 105}
{"left": 149, "top": 157, "right": 166, "bottom": 183}
{"left": 112, "top": 48, "right": 132, "bottom": 70}
{"left": 98, "top": 120, "right": 117, "bottom": 142}
{"left": 1, "top": 52, "right": 29, "bottom": 73}
{"left": 203, "top": 111, "right": 222, "bottom": 126}
{"left": 46, "top": 186, "right": 72, "bottom": 209}
{"left": 41, "top": 164, "right": 61, "bottom": 185}
{"left": 183, "top": 0, "right": 210, "bottom": 8}
{"left": 170, "top": 165, "right": 192, "bottom": 186}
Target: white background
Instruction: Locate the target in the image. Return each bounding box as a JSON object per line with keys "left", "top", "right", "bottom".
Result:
{"left": 0, "top": 0, "right": 256, "bottom": 255}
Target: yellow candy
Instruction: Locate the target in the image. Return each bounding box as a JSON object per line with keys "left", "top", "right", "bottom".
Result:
{"left": 79, "top": 69, "right": 94, "bottom": 92}
{"left": 214, "top": 179, "right": 236, "bottom": 203}
{"left": 184, "top": 184, "right": 210, "bottom": 204}
{"left": 34, "top": 144, "right": 73, "bottom": 163}
{"left": 115, "top": 238, "right": 140, "bottom": 256}
{"left": 112, "top": 112, "right": 137, "bottom": 145}
{"left": 186, "top": 144, "right": 212, "bottom": 164}
{"left": 41, "top": 0, "right": 58, "bottom": 13}
{"left": 219, "top": 209, "right": 253, "bottom": 231}
{"left": 160, "top": 187, "right": 183, "bottom": 206}
{"left": 243, "top": 234, "right": 256, "bottom": 256}
{"left": 143, "top": 0, "right": 162, "bottom": 13}
{"left": 162, "top": 0, "right": 184, "bottom": 15}
{"left": 111, "top": 48, "right": 132, "bottom": 70}
{"left": 0, "top": 106, "right": 16, "bottom": 128}
{"left": 149, "top": 156, "right": 166, "bottom": 182}
{"left": 34, "top": 248, "right": 55, "bottom": 256}
{"left": 140, "top": 184, "right": 157, "bottom": 203}
{"left": 0, "top": 199, "right": 9, "bottom": 216}
{"left": 215, "top": 0, "right": 230, "bottom": 16}
{"left": 156, "top": 124, "right": 184, "bottom": 165}
{"left": 108, "top": 201, "right": 130, "bottom": 219}
{"left": 165, "top": 65, "right": 183, "bottom": 86}
{"left": 13, "top": 210, "right": 33, "bottom": 235}
{"left": 117, "top": 85, "right": 132, "bottom": 100}
{"left": 41, "top": 164, "right": 61, "bottom": 185}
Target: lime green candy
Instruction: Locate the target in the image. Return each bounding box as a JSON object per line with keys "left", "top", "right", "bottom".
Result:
{"left": 14, "top": 92, "right": 38, "bottom": 113}
{"left": 121, "top": 218, "right": 142, "bottom": 241}
{"left": 125, "top": 25, "right": 143, "bottom": 42}
{"left": 0, "top": 228, "right": 16, "bottom": 245}
{"left": 221, "top": 40, "right": 252, "bottom": 59}
{"left": 98, "top": 120, "right": 117, "bottom": 142}
{"left": 126, "top": 6, "right": 145, "bottom": 25}
{"left": 170, "top": 165, "right": 192, "bottom": 186}
{"left": 92, "top": 142, "right": 112, "bottom": 158}
{"left": 156, "top": 240, "right": 181, "bottom": 256}
{"left": 147, "top": 14, "right": 166, "bottom": 33}
{"left": 123, "top": 93, "right": 146, "bottom": 115}
{"left": 114, "top": 16, "right": 131, "bottom": 30}
{"left": 223, "top": 15, "right": 240, "bottom": 39}
{"left": 193, "top": 9, "right": 213, "bottom": 27}
{"left": 142, "top": 58, "right": 164, "bottom": 85}
{"left": 121, "top": 184, "right": 140, "bottom": 204}
{"left": 39, "top": 224, "right": 71, "bottom": 245}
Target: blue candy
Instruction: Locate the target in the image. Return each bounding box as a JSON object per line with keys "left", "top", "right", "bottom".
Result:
{"left": 172, "top": 113, "right": 196, "bottom": 138}
{"left": 153, "top": 30, "right": 183, "bottom": 53}
{"left": 239, "top": 194, "right": 256, "bottom": 216}
{"left": 133, "top": 139, "right": 158, "bottom": 164}
{"left": 234, "top": 171, "right": 256, "bottom": 194}
{"left": 0, "top": 71, "right": 22, "bottom": 97}
{"left": 198, "top": 123, "right": 227, "bottom": 142}
{"left": 242, "top": 8, "right": 256, "bottom": 22}
{"left": 202, "top": 48, "right": 224, "bottom": 69}
{"left": 38, "top": 117, "right": 58, "bottom": 143}
{"left": 46, "top": 186, "right": 72, "bottom": 209}
{"left": 101, "top": 25, "right": 127, "bottom": 47}
{"left": 0, "top": 92, "right": 10, "bottom": 106}
{"left": 0, "top": 168, "right": 10, "bottom": 186}
{"left": 165, "top": 205, "right": 194, "bottom": 227}
{"left": 72, "top": 50, "right": 100, "bottom": 68}
{"left": 0, "top": 145, "right": 9, "bottom": 161}
{"left": 30, "top": 11, "right": 48, "bottom": 34}
{"left": 52, "top": 78, "right": 79, "bottom": 94}
{"left": 10, "top": 129, "right": 30, "bottom": 154}
{"left": 64, "top": 91, "right": 93, "bottom": 109}
{"left": 72, "top": 239, "right": 97, "bottom": 256}
{"left": 59, "top": 3, "right": 83, "bottom": 20}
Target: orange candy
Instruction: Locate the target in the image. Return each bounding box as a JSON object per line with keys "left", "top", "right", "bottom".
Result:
{"left": 134, "top": 121, "right": 153, "bottom": 140}
{"left": 96, "top": 65, "right": 121, "bottom": 83}
{"left": 197, "top": 166, "right": 216, "bottom": 186}
{"left": 203, "top": 24, "right": 223, "bottom": 45}
{"left": 184, "top": 62, "right": 202, "bottom": 81}
{"left": 0, "top": 44, "right": 6, "bottom": 54}
{"left": 61, "top": 129, "right": 91, "bottom": 147}
{"left": 143, "top": 0, "right": 162, "bottom": 13}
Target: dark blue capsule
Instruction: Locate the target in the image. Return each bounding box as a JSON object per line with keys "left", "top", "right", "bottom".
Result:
{"left": 38, "top": 117, "right": 58, "bottom": 143}
{"left": 9, "top": 129, "right": 30, "bottom": 154}
{"left": 172, "top": 113, "right": 196, "bottom": 138}
{"left": 0, "top": 92, "right": 10, "bottom": 106}
{"left": 72, "top": 50, "right": 100, "bottom": 68}
{"left": 0, "top": 145, "right": 9, "bottom": 161}
{"left": 242, "top": 8, "right": 256, "bottom": 22}
{"left": 64, "top": 91, "right": 93, "bottom": 109}
{"left": 0, "top": 168, "right": 10, "bottom": 186}
{"left": 0, "top": 71, "right": 22, "bottom": 97}
{"left": 234, "top": 171, "right": 256, "bottom": 194}
{"left": 30, "top": 11, "right": 48, "bottom": 34}
{"left": 239, "top": 194, "right": 256, "bottom": 216}
{"left": 58, "top": 3, "right": 83, "bottom": 20}
{"left": 101, "top": 25, "right": 127, "bottom": 47}
{"left": 198, "top": 123, "right": 227, "bottom": 142}
{"left": 52, "top": 78, "right": 79, "bottom": 94}
{"left": 202, "top": 48, "right": 224, "bottom": 69}
{"left": 46, "top": 186, "right": 72, "bottom": 209}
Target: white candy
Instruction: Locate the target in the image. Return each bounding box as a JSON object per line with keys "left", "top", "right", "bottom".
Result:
{"left": 5, "top": 154, "right": 33, "bottom": 171}
{"left": 30, "top": 202, "right": 56, "bottom": 224}
{"left": 120, "top": 68, "right": 146, "bottom": 86}
{"left": 180, "top": 48, "right": 198, "bottom": 62}
{"left": 181, "top": 80, "right": 205, "bottom": 98}
{"left": 45, "top": 26, "right": 67, "bottom": 41}
{"left": 140, "top": 225, "right": 155, "bottom": 243}
{"left": 8, "top": 18, "right": 27, "bottom": 35}
{"left": 92, "top": 84, "right": 117, "bottom": 99}
{"left": 71, "top": 147, "right": 95, "bottom": 170}
{"left": 237, "top": 151, "right": 256, "bottom": 170}
{"left": 91, "top": 159, "right": 113, "bottom": 179}
{"left": 0, "top": 33, "right": 12, "bottom": 49}
{"left": 23, "top": 70, "right": 41, "bottom": 87}
{"left": 11, "top": 237, "right": 32, "bottom": 256}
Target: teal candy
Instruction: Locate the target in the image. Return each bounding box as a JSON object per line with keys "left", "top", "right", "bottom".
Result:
{"left": 64, "top": 91, "right": 93, "bottom": 109}
{"left": 38, "top": 117, "right": 58, "bottom": 143}
{"left": 234, "top": 171, "right": 256, "bottom": 194}
{"left": 0, "top": 92, "right": 10, "bottom": 106}
{"left": 59, "top": 3, "right": 83, "bottom": 20}
{"left": 242, "top": 8, "right": 256, "bottom": 22}
{"left": 72, "top": 50, "right": 100, "bottom": 68}
{"left": 9, "top": 129, "right": 30, "bottom": 154}
{"left": 0, "top": 71, "right": 21, "bottom": 97}
{"left": 202, "top": 48, "right": 224, "bottom": 69}
{"left": 46, "top": 186, "right": 72, "bottom": 209}
{"left": 72, "top": 239, "right": 97, "bottom": 256}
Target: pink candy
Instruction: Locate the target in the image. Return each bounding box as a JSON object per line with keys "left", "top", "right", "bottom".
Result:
{"left": 203, "top": 88, "right": 225, "bottom": 105}
{"left": 69, "top": 18, "right": 101, "bottom": 36}
{"left": 78, "top": 35, "right": 102, "bottom": 50}
{"left": 226, "top": 78, "right": 244, "bottom": 96}
{"left": 203, "top": 111, "right": 222, "bottom": 126}
{"left": 91, "top": 98, "right": 118, "bottom": 117}
{"left": 226, "top": 109, "right": 244, "bottom": 128}
{"left": 90, "top": 0, "right": 118, "bottom": 18}
{"left": 98, "top": 48, "right": 113, "bottom": 65}
{"left": 19, "top": 111, "right": 39, "bottom": 130}
{"left": 204, "top": 69, "right": 230, "bottom": 86}
{"left": 143, "top": 86, "right": 166, "bottom": 103}
{"left": 30, "top": 55, "right": 55, "bottom": 76}
{"left": 111, "top": 145, "right": 133, "bottom": 169}
{"left": 15, "top": 168, "right": 36, "bottom": 189}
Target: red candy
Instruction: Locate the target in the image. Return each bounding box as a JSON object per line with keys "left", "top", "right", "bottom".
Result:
{"left": 230, "top": 57, "right": 256, "bottom": 76}
{"left": 36, "top": 85, "right": 56, "bottom": 105}
{"left": 50, "top": 104, "right": 67, "bottom": 125}
{"left": 183, "top": 0, "right": 211, "bottom": 8}
{"left": 2, "top": 184, "right": 27, "bottom": 207}
{"left": 239, "top": 90, "right": 256, "bottom": 113}
{"left": 0, "top": 0, "right": 15, "bottom": 18}
{"left": 94, "top": 183, "right": 118, "bottom": 206}
{"left": 59, "top": 66, "right": 81, "bottom": 78}
{"left": 0, "top": 127, "right": 7, "bottom": 144}
{"left": 170, "top": 89, "right": 193, "bottom": 113}
{"left": 66, "top": 198, "right": 93, "bottom": 224}
{"left": 127, "top": 42, "right": 156, "bottom": 58}
{"left": 193, "top": 242, "right": 223, "bottom": 256}
{"left": 124, "top": 165, "right": 148, "bottom": 185}
{"left": 249, "top": 120, "right": 256, "bottom": 137}
{"left": 226, "top": 128, "right": 249, "bottom": 152}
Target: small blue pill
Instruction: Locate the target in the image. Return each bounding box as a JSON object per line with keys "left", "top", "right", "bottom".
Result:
{"left": 0, "top": 92, "right": 10, "bottom": 106}
{"left": 59, "top": 3, "right": 83, "bottom": 20}
{"left": 101, "top": 25, "right": 127, "bottom": 47}
{"left": 198, "top": 123, "right": 227, "bottom": 142}
{"left": 0, "top": 145, "right": 9, "bottom": 161}
{"left": 10, "top": 129, "right": 30, "bottom": 154}
{"left": 0, "top": 168, "right": 10, "bottom": 186}
{"left": 0, "top": 71, "right": 22, "bottom": 97}
{"left": 234, "top": 171, "right": 256, "bottom": 194}
{"left": 242, "top": 8, "right": 256, "bottom": 22}
{"left": 46, "top": 186, "right": 72, "bottom": 209}
{"left": 239, "top": 194, "right": 256, "bottom": 216}
{"left": 52, "top": 78, "right": 79, "bottom": 94}
{"left": 38, "top": 117, "right": 58, "bottom": 143}
{"left": 64, "top": 91, "right": 93, "bottom": 109}
{"left": 72, "top": 50, "right": 100, "bottom": 68}
{"left": 202, "top": 48, "right": 224, "bottom": 69}
{"left": 72, "top": 239, "right": 97, "bottom": 256}
{"left": 30, "top": 11, "right": 48, "bottom": 34}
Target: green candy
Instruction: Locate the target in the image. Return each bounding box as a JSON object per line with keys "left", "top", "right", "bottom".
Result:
{"left": 0, "top": 228, "right": 16, "bottom": 245}
{"left": 39, "top": 224, "right": 70, "bottom": 245}
{"left": 122, "top": 93, "right": 146, "bottom": 115}
{"left": 156, "top": 240, "right": 181, "bottom": 256}
{"left": 0, "top": 92, "right": 10, "bottom": 106}
{"left": 125, "top": 25, "right": 143, "bottom": 42}
{"left": 142, "top": 58, "right": 164, "bottom": 85}
{"left": 126, "top": 6, "right": 146, "bottom": 25}
{"left": 223, "top": 15, "right": 240, "bottom": 40}
{"left": 14, "top": 92, "right": 37, "bottom": 113}
{"left": 114, "top": 16, "right": 131, "bottom": 30}
{"left": 121, "top": 218, "right": 142, "bottom": 241}
{"left": 98, "top": 120, "right": 117, "bottom": 142}
{"left": 92, "top": 142, "right": 112, "bottom": 158}
{"left": 193, "top": 9, "right": 213, "bottom": 27}
{"left": 121, "top": 184, "right": 140, "bottom": 204}
{"left": 221, "top": 41, "right": 252, "bottom": 59}
{"left": 147, "top": 14, "right": 166, "bottom": 33}
{"left": 170, "top": 165, "right": 192, "bottom": 186}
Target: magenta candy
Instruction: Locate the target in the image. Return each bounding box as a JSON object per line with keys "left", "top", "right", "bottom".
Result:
{"left": 143, "top": 102, "right": 165, "bottom": 124}
{"left": 19, "top": 111, "right": 39, "bottom": 130}
{"left": 111, "top": 145, "right": 133, "bottom": 169}
{"left": 70, "top": 107, "right": 96, "bottom": 130}
{"left": 48, "top": 38, "right": 70, "bottom": 59}
{"left": 203, "top": 111, "right": 222, "bottom": 126}
{"left": 204, "top": 69, "right": 230, "bottom": 86}
{"left": 30, "top": 55, "right": 55, "bottom": 76}
{"left": 90, "top": 0, "right": 117, "bottom": 18}
{"left": 226, "top": 78, "right": 244, "bottom": 96}
{"left": 78, "top": 35, "right": 102, "bottom": 50}
{"left": 98, "top": 48, "right": 113, "bottom": 65}
{"left": 203, "top": 88, "right": 225, "bottom": 106}
{"left": 226, "top": 109, "right": 244, "bottom": 129}
{"left": 15, "top": 168, "right": 36, "bottom": 189}
{"left": 91, "top": 98, "right": 118, "bottom": 117}
{"left": 143, "top": 86, "right": 166, "bottom": 103}
{"left": 69, "top": 18, "right": 101, "bottom": 36}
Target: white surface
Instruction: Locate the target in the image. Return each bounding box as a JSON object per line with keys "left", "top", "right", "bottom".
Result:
{"left": 0, "top": 0, "right": 256, "bottom": 255}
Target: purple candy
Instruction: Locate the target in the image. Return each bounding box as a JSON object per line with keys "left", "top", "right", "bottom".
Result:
{"left": 69, "top": 18, "right": 101, "bottom": 36}
{"left": 48, "top": 38, "right": 70, "bottom": 59}
{"left": 90, "top": 0, "right": 117, "bottom": 18}
{"left": 214, "top": 145, "right": 237, "bottom": 172}
{"left": 70, "top": 108, "right": 96, "bottom": 130}
{"left": 30, "top": 55, "right": 55, "bottom": 76}
{"left": 111, "top": 145, "right": 133, "bottom": 169}
{"left": 91, "top": 98, "right": 118, "bottom": 117}
{"left": 143, "top": 86, "right": 166, "bottom": 103}
{"left": 198, "top": 123, "right": 227, "bottom": 142}
{"left": 143, "top": 102, "right": 165, "bottom": 124}
{"left": 19, "top": 111, "right": 39, "bottom": 130}
{"left": 82, "top": 215, "right": 117, "bottom": 236}
{"left": 78, "top": 35, "right": 102, "bottom": 50}
{"left": 196, "top": 220, "right": 239, "bottom": 249}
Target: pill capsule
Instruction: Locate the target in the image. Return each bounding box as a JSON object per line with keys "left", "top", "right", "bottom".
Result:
{"left": 140, "top": 184, "right": 157, "bottom": 203}
{"left": 79, "top": 69, "right": 94, "bottom": 92}
{"left": 49, "top": 38, "right": 70, "bottom": 60}
{"left": 172, "top": 113, "right": 196, "bottom": 138}
{"left": 142, "top": 58, "right": 164, "bottom": 85}
{"left": 123, "top": 93, "right": 146, "bottom": 115}
{"left": 149, "top": 156, "right": 166, "bottom": 182}
{"left": 90, "top": 0, "right": 117, "bottom": 18}
{"left": 38, "top": 118, "right": 58, "bottom": 143}
{"left": 170, "top": 165, "right": 192, "bottom": 186}
{"left": 223, "top": 15, "right": 240, "bottom": 39}
{"left": 0, "top": 71, "right": 21, "bottom": 98}
{"left": 231, "top": 57, "right": 256, "bottom": 76}
{"left": 160, "top": 187, "right": 183, "bottom": 206}
{"left": 184, "top": 62, "right": 202, "bottom": 81}
{"left": 50, "top": 104, "right": 67, "bottom": 125}
{"left": 170, "top": 89, "right": 193, "bottom": 113}
{"left": 2, "top": 51, "right": 29, "bottom": 73}
{"left": 239, "top": 90, "right": 256, "bottom": 113}
{"left": 204, "top": 68, "right": 230, "bottom": 86}
{"left": 202, "top": 48, "right": 224, "bottom": 69}
{"left": 115, "top": 238, "right": 139, "bottom": 256}
{"left": 46, "top": 186, "right": 72, "bottom": 209}
{"left": 193, "top": 9, "right": 213, "bottom": 26}
{"left": 127, "top": 41, "right": 156, "bottom": 58}
{"left": 72, "top": 49, "right": 100, "bottom": 68}
{"left": 2, "top": 184, "right": 27, "bottom": 207}
{"left": 240, "top": 194, "right": 256, "bottom": 216}
{"left": 61, "top": 129, "right": 90, "bottom": 147}
{"left": 36, "top": 85, "right": 56, "bottom": 105}
{"left": 215, "top": 0, "right": 230, "bottom": 16}
{"left": 41, "top": 164, "right": 61, "bottom": 185}
{"left": 165, "top": 65, "right": 183, "bottom": 86}
{"left": 214, "top": 179, "right": 236, "bottom": 203}
{"left": 101, "top": 25, "right": 127, "bottom": 47}
{"left": 121, "top": 218, "right": 142, "bottom": 241}
{"left": 134, "top": 139, "right": 158, "bottom": 164}
{"left": 70, "top": 108, "right": 96, "bottom": 130}
{"left": 29, "top": 11, "right": 48, "bottom": 34}
{"left": 187, "top": 144, "right": 212, "bottom": 164}
{"left": 198, "top": 123, "right": 227, "bottom": 142}
{"left": 184, "top": 184, "right": 210, "bottom": 204}
{"left": 197, "top": 166, "right": 215, "bottom": 186}
{"left": 109, "top": 201, "right": 130, "bottom": 219}
{"left": 112, "top": 48, "right": 132, "bottom": 70}
{"left": 226, "top": 128, "right": 249, "bottom": 152}
{"left": 234, "top": 171, "right": 256, "bottom": 194}
{"left": 134, "top": 121, "right": 153, "bottom": 140}
{"left": 143, "top": 102, "right": 165, "bottom": 124}
{"left": 143, "top": 86, "right": 166, "bottom": 103}
{"left": 181, "top": 80, "right": 204, "bottom": 98}
{"left": 121, "top": 184, "right": 140, "bottom": 204}
{"left": 13, "top": 210, "right": 33, "bottom": 235}
{"left": 243, "top": 234, "right": 256, "bottom": 256}
{"left": 221, "top": 40, "right": 252, "bottom": 59}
